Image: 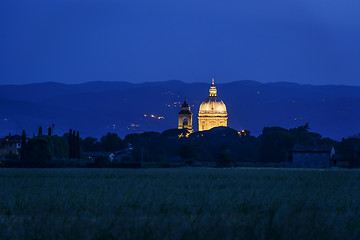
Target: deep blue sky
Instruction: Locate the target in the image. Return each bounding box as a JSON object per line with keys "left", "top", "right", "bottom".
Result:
{"left": 1, "top": 0, "right": 360, "bottom": 85}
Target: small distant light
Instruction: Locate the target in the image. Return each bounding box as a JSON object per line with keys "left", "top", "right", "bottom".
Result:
{"left": 144, "top": 114, "right": 147, "bottom": 117}
{"left": 151, "top": 114, "right": 155, "bottom": 118}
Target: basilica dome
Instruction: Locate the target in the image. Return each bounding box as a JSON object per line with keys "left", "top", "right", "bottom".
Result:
{"left": 198, "top": 79, "right": 228, "bottom": 131}
{"left": 199, "top": 96, "right": 227, "bottom": 115}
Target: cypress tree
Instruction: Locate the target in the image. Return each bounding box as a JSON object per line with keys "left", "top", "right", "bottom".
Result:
{"left": 38, "top": 126, "right": 42, "bottom": 136}
{"left": 68, "top": 129, "right": 73, "bottom": 159}
{"left": 20, "top": 130, "right": 26, "bottom": 160}
{"left": 48, "top": 127, "right": 52, "bottom": 136}
{"left": 76, "top": 131, "right": 80, "bottom": 159}
{"left": 72, "top": 130, "right": 77, "bottom": 159}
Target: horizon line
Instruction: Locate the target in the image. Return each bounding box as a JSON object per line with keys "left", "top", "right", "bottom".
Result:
{"left": 0, "top": 79, "right": 359, "bottom": 88}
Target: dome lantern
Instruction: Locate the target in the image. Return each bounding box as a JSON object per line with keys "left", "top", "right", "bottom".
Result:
{"left": 209, "top": 78, "right": 217, "bottom": 96}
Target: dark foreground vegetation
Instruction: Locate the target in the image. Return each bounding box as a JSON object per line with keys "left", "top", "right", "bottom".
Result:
{"left": 2, "top": 123, "right": 360, "bottom": 168}
{"left": 0, "top": 168, "right": 360, "bottom": 239}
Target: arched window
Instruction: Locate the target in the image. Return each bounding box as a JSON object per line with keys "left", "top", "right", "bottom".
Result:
{"left": 183, "top": 118, "right": 188, "bottom": 127}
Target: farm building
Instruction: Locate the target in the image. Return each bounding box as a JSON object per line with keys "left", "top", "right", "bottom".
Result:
{"left": 0, "top": 135, "right": 22, "bottom": 158}
{"left": 290, "top": 145, "right": 335, "bottom": 168}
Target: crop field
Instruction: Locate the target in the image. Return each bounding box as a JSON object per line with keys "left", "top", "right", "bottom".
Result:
{"left": 1, "top": 168, "right": 360, "bottom": 240}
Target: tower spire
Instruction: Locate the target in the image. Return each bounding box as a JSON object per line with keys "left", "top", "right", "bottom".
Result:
{"left": 209, "top": 78, "right": 217, "bottom": 96}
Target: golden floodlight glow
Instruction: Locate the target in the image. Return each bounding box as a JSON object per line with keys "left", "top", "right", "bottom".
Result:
{"left": 178, "top": 99, "right": 193, "bottom": 132}
{"left": 198, "top": 79, "right": 228, "bottom": 131}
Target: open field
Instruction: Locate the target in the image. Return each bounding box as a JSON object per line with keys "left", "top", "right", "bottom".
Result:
{"left": 1, "top": 168, "right": 360, "bottom": 239}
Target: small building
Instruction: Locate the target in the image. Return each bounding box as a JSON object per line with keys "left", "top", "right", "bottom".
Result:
{"left": 0, "top": 135, "right": 22, "bottom": 158}
{"left": 111, "top": 149, "right": 133, "bottom": 162}
{"left": 290, "top": 145, "right": 335, "bottom": 168}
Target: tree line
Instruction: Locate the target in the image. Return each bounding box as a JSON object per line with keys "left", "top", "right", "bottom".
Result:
{"left": 3, "top": 123, "right": 360, "bottom": 168}
{"left": 81, "top": 123, "right": 360, "bottom": 168}
{"left": 19, "top": 127, "right": 80, "bottom": 167}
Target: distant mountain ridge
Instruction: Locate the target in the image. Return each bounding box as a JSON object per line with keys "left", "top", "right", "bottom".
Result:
{"left": 1, "top": 80, "right": 360, "bottom": 140}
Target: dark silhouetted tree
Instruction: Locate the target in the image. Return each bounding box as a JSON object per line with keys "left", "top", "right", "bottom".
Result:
{"left": 94, "top": 155, "right": 110, "bottom": 168}
{"left": 48, "top": 127, "right": 52, "bottom": 136}
{"left": 20, "top": 130, "right": 26, "bottom": 160}
{"left": 76, "top": 131, "right": 80, "bottom": 159}
{"left": 100, "top": 133, "right": 125, "bottom": 152}
{"left": 81, "top": 137, "right": 100, "bottom": 152}
{"left": 38, "top": 126, "right": 42, "bottom": 136}
{"left": 289, "top": 123, "right": 321, "bottom": 145}
{"left": 216, "top": 149, "right": 233, "bottom": 167}
{"left": 24, "top": 137, "right": 53, "bottom": 167}
{"left": 72, "top": 130, "right": 77, "bottom": 158}
{"left": 49, "top": 135, "right": 69, "bottom": 159}
{"left": 124, "top": 132, "right": 163, "bottom": 162}
{"left": 337, "top": 138, "right": 360, "bottom": 167}
{"left": 68, "top": 129, "right": 73, "bottom": 159}
{"left": 259, "top": 127, "right": 295, "bottom": 163}
{"left": 179, "top": 145, "right": 197, "bottom": 160}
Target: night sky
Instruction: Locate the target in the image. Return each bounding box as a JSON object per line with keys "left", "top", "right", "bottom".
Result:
{"left": 1, "top": 0, "right": 359, "bottom": 85}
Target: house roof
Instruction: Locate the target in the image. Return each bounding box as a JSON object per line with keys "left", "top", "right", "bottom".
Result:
{"left": 292, "top": 145, "right": 334, "bottom": 153}
{"left": 179, "top": 109, "right": 192, "bottom": 115}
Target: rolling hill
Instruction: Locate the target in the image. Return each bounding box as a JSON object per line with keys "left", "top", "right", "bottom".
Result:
{"left": 1, "top": 80, "right": 360, "bottom": 140}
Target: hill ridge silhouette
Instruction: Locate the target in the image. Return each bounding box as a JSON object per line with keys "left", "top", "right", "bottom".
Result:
{"left": 1, "top": 80, "right": 360, "bottom": 139}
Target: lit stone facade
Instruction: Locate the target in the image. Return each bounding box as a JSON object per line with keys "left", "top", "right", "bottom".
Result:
{"left": 178, "top": 100, "right": 193, "bottom": 132}
{"left": 198, "top": 79, "right": 228, "bottom": 131}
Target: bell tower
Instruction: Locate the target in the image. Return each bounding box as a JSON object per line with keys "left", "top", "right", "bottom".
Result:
{"left": 178, "top": 99, "right": 193, "bottom": 132}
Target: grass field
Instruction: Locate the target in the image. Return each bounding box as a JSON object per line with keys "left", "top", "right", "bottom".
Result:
{"left": 1, "top": 168, "right": 360, "bottom": 239}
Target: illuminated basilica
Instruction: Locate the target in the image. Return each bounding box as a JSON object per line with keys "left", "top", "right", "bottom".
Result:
{"left": 178, "top": 79, "right": 228, "bottom": 132}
